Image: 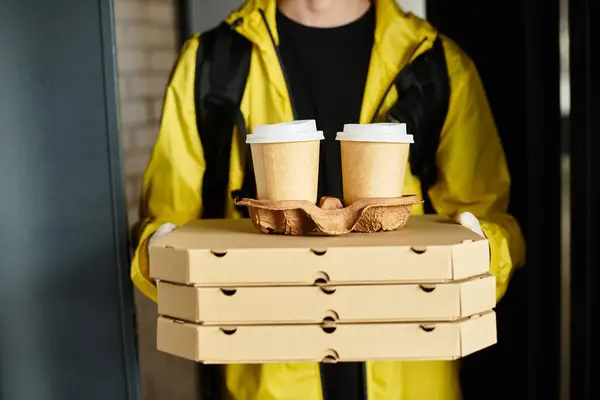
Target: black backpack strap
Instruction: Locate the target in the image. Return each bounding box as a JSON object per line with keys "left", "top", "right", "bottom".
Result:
{"left": 195, "top": 21, "right": 253, "bottom": 219}
{"left": 386, "top": 36, "right": 450, "bottom": 214}
{"left": 192, "top": 21, "right": 251, "bottom": 400}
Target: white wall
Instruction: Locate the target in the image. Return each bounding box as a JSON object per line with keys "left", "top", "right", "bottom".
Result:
{"left": 189, "top": 0, "right": 243, "bottom": 32}
{"left": 187, "top": 0, "right": 427, "bottom": 34}
{"left": 559, "top": 0, "right": 570, "bottom": 116}
{"left": 397, "top": 0, "right": 426, "bottom": 19}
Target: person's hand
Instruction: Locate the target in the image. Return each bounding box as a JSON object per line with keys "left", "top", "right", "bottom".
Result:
{"left": 455, "top": 212, "right": 485, "bottom": 237}
{"left": 148, "top": 222, "right": 178, "bottom": 250}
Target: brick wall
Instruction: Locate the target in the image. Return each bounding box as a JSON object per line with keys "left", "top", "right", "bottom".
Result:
{"left": 115, "top": 0, "right": 178, "bottom": 226}
{"left": 113, "top": 1, "right": 199, "bottom": 399}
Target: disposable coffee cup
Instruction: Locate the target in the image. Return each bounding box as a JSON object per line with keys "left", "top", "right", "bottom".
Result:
{"left": 336, "top": 123, "right": 414, "bottom": 205}
{"left": 246, "top": 120, "right": 324, "bottom": 203}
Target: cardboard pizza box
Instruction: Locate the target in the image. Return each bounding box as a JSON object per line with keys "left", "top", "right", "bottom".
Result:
{"left": 157, "top": 274, "right": 496, "bottom": 324}
{"left": 150, "top": 215, "right": 490, "bottom": 286}
{"left": 156, "top": 311, "right": 497, "bottom": 363}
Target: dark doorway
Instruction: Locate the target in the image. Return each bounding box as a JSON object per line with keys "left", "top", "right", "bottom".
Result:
{"left": 427, "top": 0, "right": 562, "bottom": 399}
{"left": 569, "top": 0, "right": 598, "bottom": 398}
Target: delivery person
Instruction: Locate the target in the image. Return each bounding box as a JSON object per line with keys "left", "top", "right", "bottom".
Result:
{"left": 131, "top": 0, "right": 526, "bottom": 399}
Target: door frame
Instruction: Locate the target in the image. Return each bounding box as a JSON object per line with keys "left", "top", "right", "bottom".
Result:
{"left": 569, "top": 0, "right": 598, "bottom": 398}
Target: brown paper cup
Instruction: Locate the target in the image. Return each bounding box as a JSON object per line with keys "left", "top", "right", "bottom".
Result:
{"left": 337, "top": 123, "right": 413, "bottom": 205}
{"left": 251, "top": 141, "right": 321, "bottom": 202}
{"left": 341, "top": 141, "right": 410, "bottom": 205}
{"left": 247, "top": 120, "right": 324, "bottom": 203}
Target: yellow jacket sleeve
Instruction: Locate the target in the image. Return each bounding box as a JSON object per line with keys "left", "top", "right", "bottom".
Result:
{"left": 130, "top": 35, "right": 205, "bottom": 302}
{"left": 430, "top": 38, "right": 526, "bottom": 302}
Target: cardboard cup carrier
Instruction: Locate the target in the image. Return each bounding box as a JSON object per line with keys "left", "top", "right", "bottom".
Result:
{"left": 336, "top": 123, "right": 413, "bottom": 205}
{"left": 247, "top": 120, "right": 324, "bottom": 203}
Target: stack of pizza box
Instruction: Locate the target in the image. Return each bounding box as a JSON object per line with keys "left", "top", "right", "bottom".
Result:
{"left": 150, "top": 215, "right": 496, "bottom": 364}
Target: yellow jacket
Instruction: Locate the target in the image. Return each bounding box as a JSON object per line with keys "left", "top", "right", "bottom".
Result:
{"left": 131, "top": 0, "right": 526, "bottom": 398}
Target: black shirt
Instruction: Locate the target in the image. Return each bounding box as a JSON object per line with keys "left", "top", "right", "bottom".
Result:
{"left": 277, "top": 6, "right": 375, "bottom": 200}
{"left": 276, "top": 7, "right": 376, "bottom": 400}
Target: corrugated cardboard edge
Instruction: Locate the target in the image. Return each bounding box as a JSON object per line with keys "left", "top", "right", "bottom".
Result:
{"left": 157, "top": 281, "right": 200, "bottom": 323}
{"left": 460, "top": 311, "right": 497, "bottom": 357}
{"left": 459, "top": 274, "right": 496, "bottom": 318}
{"left": 451, "top": 239, "right": 490, "bottom": 280}
{"left": 157, "top": 317, "right": 199, "bottom": 361}
{"left": 150, "top": 246, "right": 194, "bottom": 284}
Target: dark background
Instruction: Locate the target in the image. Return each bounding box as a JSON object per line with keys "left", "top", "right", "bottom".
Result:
{"left": 427, "top": 0, "right": 562, "bottom": 398}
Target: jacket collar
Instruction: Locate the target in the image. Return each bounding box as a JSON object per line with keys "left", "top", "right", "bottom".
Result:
{"left": 225, "top": 0, "right": 438, "bottom": 121}
{"left": 226, "top": 0, "right": 436, "bottom": 57}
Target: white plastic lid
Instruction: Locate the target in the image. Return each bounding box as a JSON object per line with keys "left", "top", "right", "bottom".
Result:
{"left": 336, "top": 122, "right": 414, "bottom": 143}
{"left": 246, "top": 120, "right": 324, "bottom": 144}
